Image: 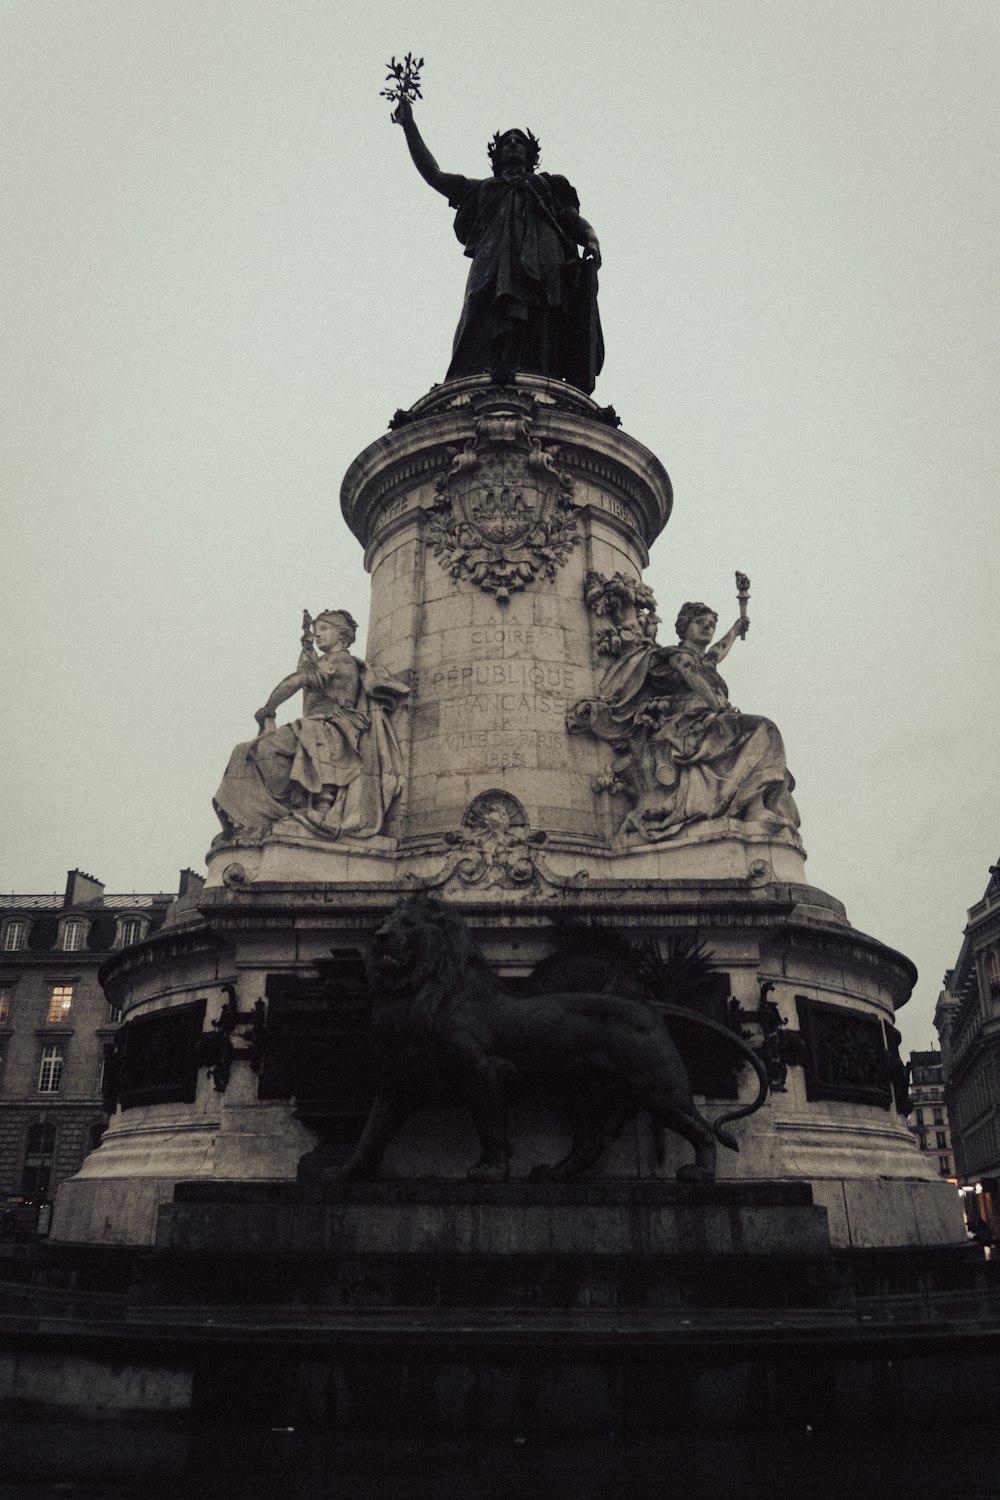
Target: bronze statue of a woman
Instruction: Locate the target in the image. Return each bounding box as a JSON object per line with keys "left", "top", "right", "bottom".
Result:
{"left": 393, "top": 95, "right": 604, "bottom": 393}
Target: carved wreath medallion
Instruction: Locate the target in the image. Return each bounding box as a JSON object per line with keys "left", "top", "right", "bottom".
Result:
{"left": 426, "top": 398, "right": 580, "bottom": 603}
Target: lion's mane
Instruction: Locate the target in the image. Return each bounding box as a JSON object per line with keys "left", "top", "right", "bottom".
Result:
{"left": 365, "top": 893, "right": 489, "bottom": 1023}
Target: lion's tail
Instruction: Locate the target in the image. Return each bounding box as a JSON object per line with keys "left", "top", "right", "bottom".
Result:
{"left": 655, "top": 1002, "right": 770, "bottom": 1152}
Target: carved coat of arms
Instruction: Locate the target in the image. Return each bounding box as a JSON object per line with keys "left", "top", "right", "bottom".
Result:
{"left": 426, "top": 396, "right": 580, "bottom": 603}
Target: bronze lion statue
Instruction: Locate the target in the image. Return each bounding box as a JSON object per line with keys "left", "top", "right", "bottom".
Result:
{"left": 331, "top": 894, "right": 767, "bottom": 1184}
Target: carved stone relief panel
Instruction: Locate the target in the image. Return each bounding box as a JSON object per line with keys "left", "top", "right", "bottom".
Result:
{"left": 426, "top": 390, "right": 580, "bottom": 603}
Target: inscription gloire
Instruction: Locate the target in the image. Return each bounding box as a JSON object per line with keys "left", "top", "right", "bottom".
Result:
{"left": 470, "top": 626, "right": 536, "bottom": 648}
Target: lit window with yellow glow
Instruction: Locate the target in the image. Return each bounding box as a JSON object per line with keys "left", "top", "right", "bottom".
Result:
{"left": 47, "top": 984, "right": 75, "bottom": 1023}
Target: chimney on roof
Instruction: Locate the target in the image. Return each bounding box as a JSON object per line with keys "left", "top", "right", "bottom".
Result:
{"left": 64, "top": 869, "right": 105, "bottom": 907}
{"left": 178, "top": 868, "right": 205, "bottom": 898}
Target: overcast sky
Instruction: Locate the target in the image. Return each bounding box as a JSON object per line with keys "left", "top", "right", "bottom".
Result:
{"left": 1, "top": 1, "right": 997, "bottom": 1050}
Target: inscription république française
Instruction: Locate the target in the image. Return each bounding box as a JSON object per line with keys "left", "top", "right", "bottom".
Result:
{"left": 432, "top": 662, "right": 576, "bottom": 694}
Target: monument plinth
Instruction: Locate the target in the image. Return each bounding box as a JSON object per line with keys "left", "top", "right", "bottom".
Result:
{"left": 50, "top": 374, "right": 957, "bottom": 1251}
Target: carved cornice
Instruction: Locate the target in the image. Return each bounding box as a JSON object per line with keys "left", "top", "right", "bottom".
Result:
{"left": 341, "top": 377, "right": 671, "bottom": 554}
{"left": 762, "top": 922, "right": 917, "bottom": 1007}
{"left": 98, "top": 923, "right": 231, "bottom": 1006}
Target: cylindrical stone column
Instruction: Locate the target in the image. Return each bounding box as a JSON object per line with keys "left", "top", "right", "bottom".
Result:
{"left": 340, "top": 374, "right": 672, "bottom": 851}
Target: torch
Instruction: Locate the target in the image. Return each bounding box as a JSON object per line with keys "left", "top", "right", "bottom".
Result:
{"left": 735, "top": 572, "right": 750, "bottom": 639}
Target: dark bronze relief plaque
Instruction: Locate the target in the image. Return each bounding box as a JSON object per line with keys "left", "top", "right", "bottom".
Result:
{"left": 117, "top": 998, "right": 207, "bottom": 1111}
{"left": 795, "top": 996, "right": 891, "bottom": 1109}
{"left": 259, "top": 958, "right": 376, "bottom": 1142}
{"left": 660, "top": 973, "right": 740, "bottom": 1101}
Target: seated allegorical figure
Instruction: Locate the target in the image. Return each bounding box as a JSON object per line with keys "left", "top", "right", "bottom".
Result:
{"left": 568, "top": 600, "right": 800, "bottom": 843}
{"left": 213, "top": 610, "right": 409, "bottom": 842}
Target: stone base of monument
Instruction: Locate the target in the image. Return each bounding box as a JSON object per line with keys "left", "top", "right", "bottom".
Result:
{"left": 3, "top": 1176, "right": 999, "bottom": 1440}
{"left": 156, "top": 1178, "right": 832, "bottom": 1266}
{"left": 49, "top": 870, "right": 967, "bottom": 1253}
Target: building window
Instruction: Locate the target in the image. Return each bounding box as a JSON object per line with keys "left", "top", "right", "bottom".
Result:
{"left": 939, "top": 1156, "right": 951, "bottom": 1176}
{"left": 61, "top": 921, "right": 85, "bottom": 952}
{"left": 0, "top": 985, "right": 12, "bottom": 1024}
{"left": 935, "top": 1131, "right": 947, "bottom": 1149}
{"left": 918, "top": 1132, "right": 927, "bottom": 1150}
{"left": 932, "top": 1107, "right": 944, "bottom": 1125}
{"left": 117, "top": 918, "right": 144, "bottom": 948}
{"left": 3, "top": 920, "right": 26, "bottom": 952}
{"left": 21, "top": 1121, "right": 57, "bottom": 1199}
{"left": 106, "top": 1002, "right": 122, "bottom": 1025}
{"left": 987, "top": 950, "right": 1000, "bottom": 994}
{"left": 46, "top": 984, "right": 74, "bottom": 1023}
{"left": 915, "top": 1108, "right": 923, "bottom": 1125}
{"left": 37, "top": 1044, "right": 64, "bottom": 1094}
{"left": 87, "top": 1121, "right": 104, "bottom": 1154}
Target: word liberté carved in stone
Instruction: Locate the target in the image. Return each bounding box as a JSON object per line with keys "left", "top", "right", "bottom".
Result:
{"left": 426, "top": 390, "right": 581, "bottom": 603}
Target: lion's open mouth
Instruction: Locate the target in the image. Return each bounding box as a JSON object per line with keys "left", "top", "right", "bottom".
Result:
{"left": 377, "top": 951, "right": 406, "bottom": 971}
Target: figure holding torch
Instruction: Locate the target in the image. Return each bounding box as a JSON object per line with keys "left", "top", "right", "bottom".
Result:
{"left": 735, "top": 572, "right": 751, "bottom": 640}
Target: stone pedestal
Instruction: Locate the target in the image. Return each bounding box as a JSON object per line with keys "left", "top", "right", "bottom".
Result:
{"left": 51, "top": 375, "right": 963, "bottom": 1253}
{"left": 158, "top": 1179, "right": 831, "bottom": 1261}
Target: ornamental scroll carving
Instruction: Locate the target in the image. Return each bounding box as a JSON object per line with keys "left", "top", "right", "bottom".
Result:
{"left": 426, "top": 391, "right": 581, "bottom": 603}
{"left": 409, "top": 790, "right": 588, "bottom": 894}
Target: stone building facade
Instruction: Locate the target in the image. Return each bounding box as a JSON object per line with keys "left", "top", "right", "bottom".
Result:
{"left": 0, "top": 869, "right": 196, "bottom": 1227}
{"left": 906, "top": 1050, "right": 953, "bottom": 1180}
{"left": 935, "top": 858, "right": 1000, "bottom": 1236}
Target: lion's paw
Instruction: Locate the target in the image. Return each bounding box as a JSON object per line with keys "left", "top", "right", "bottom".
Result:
{"left": 527, "top": 1164, "right": 556, "bottom": 1183}
{"left": 466, "top": 1162, "right": 510, "bottom": 1184}
{"left": 675, "top": 1164, "right": 715, "bottom": 1183}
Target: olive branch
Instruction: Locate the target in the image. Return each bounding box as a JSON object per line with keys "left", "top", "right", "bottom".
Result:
{"left": 380, "top": 53, "right": 424, "bottom": 108}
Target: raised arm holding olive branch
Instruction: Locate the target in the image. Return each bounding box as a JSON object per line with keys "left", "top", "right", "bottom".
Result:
{"left": 388, "top": 88, "right": 604, "bottom": 392}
